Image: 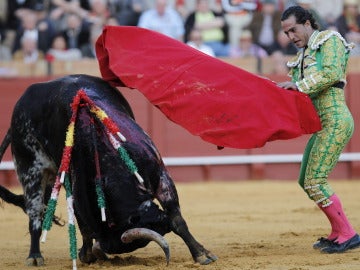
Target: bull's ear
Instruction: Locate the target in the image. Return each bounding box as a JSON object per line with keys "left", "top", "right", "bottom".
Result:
{"left": 137, "top": 200, "right": 167, "bottom": 224}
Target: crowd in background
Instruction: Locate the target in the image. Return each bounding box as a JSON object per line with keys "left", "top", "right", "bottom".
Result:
{"left": 0, "top": 0, "right": 359, "bottom": 75}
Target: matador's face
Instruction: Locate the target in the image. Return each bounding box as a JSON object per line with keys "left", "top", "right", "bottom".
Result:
{"left": 281, "top": 15, "right": 314, "bottom": 49}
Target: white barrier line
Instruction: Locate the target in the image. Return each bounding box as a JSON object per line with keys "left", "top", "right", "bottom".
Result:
{"left": 163, "top": 152, "right": 360, "bottom": 166}
{"left": 0, "top": 161, "right": 15, "bottom": 170}
{"left": 1, "top": 153, "right": 360, "bottom": 170}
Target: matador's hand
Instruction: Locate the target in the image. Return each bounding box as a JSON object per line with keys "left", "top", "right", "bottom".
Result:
{"left": 277, "top": 81, "right": 298, "bottom": 91}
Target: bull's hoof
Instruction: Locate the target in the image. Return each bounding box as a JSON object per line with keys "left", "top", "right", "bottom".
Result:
{"left": 25, "top": 254, "right": 44, "bottom": 266}
{"left": 92, "top": 241, "right": 108, "bottom": 261}
{"left": 195, "top": 251, "right": 218, "bottom": 265}
{"left": 78, "top": 248, "right": 97, "bottom": 264}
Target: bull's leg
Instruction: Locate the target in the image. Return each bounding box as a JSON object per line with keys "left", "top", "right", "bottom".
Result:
{"left": 168, "top": 206, "right": 217, "bottom": 264}
{"left": 156, "top": 172, "right": 217, "bottom": 264}
{"left": 12, "top": 140, "right": 56, "bottom": 266}
{"left": 19, "top": 168, "right": 46, "bottom": 266}
{"left": 76, "top": 217, "right": 108, "bottom": 263}
{"left": 77, "top": 223, "right": 96, "bottom": 264}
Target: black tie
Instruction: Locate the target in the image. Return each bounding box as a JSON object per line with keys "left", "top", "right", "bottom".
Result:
{"left": 300, "top": 46, "right": 307, "bottom": 79}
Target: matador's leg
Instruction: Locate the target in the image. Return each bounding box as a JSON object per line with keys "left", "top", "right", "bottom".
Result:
{"left": 299, "top": 112, "right": 357, "bottom": 248}
{"left": 300, "top": 111, "right": 353, "bottom": 207}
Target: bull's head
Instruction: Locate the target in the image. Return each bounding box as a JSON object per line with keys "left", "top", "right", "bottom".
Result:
{"left": 94, "top": 193, "right": 171, "bottom": 264}
{"left": 120, "top": 199, "right": 171, "bottom": 265}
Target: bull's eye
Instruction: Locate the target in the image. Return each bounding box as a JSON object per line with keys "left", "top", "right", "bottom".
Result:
{"left": 139, "top": 200, "right": 152, "bottom": 213}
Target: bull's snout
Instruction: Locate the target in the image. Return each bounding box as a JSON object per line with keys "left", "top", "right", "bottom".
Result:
{"left": 121, "top": 228, "right": 170, "bottom": 265}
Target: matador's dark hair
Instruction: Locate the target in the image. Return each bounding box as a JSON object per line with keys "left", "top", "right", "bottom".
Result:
{"left": 281, "top": 5, "right": 319, "bottom": 30}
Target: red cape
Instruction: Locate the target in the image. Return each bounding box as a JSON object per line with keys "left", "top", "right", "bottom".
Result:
{"left": 95, "top": 26, "right": 321, "bottom": 149}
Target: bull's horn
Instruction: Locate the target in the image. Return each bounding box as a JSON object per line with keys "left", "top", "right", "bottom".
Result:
{"left": 121, "top": 228, "right": 170, "bottom": 265}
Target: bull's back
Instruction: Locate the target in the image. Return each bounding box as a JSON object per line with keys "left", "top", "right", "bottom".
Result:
{"left": 10, "top": 74, "right": 135, "bottom": 161}
{"left": 13, "top": 74, "right": 134, "bottom": 120}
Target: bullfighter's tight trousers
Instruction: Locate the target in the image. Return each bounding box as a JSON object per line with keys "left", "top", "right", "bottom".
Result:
{"left": 298, "top": 98, "right": 355, "bottom": 242}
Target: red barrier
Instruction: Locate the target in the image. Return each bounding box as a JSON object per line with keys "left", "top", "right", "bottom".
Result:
{"left": 347, "top": 74, "right": 360, "bottom": 178}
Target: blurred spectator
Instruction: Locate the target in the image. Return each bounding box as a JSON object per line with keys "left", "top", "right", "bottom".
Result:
{"left": 13, "top": 34, "right": 44, "bottom": 63}
{"left": 12, "top": 9, "right": 55, "bottom": 55}
{"left": 50, "top": 0, "right": 90, "bottom": 17}
{"left": 47, "top": 34, "right": 82, "bottom": 60}
{"left": 137, "top": 0, "right": 184, "bottom": 41}
{"left": 282, "top": 0, "right": 296, "bottom": 9}
{"left": 186, "top": 28, "right": 215, "bottom": 56}
{"left": 48, "top": 0, "right": 91, "bottom": 33}
{"left": 61, "top": 12, "right": 90, "bottom": 50}
{"left": 184, "top": 0, "right": 229, "bottom": 56}
{"left": 0, "top": 18, "right": 6, "bottom": 46}
{"left": 312, "top": 0, "right": 343, "bottom": 27}
{"left": 6, "top": 0, "right": 46, "bottom": 31}
{"left": 296, "top": 0, "right": 327, "bottom": 30}
{"left": 229, "top": 29, "right": 268, "bottom": 58}
{"left": 269, "top": 50, "right": 290, "bottom": 74}
{"left": 221, "top": 0, "right": 257, "bottom": 47}
{"left": 51, "top": 0, "right": 91, "bottom": 11}
{"left": 105, "top": 15, "right": 121, "bottom": 26}
{"left": 246, "top": 0, "right": 282, "bottom": 55}
{"left": 0, "top": 1, "right": 7, "bottom": 22}
{"left": 336, "top": 0, "right": 360, "bottom": 56}
{"left": 85, "top": 0, "right": 111, "bottom": 28}
{"left": 269, "top": 29, "right": 298, "bottom": 55}
{"left": 80, "top": 25, "right": 102, "bottom": 58}
{"left": 0, "top": 32, "right": 12, "bottom": 61}
{"left": 109, "top": 0, "right": 146, "bottom": 26}
{"left": 268, "top": 26, "right": 296, "bottom": 75}
{"left": 273, "top": 0, "right": 285, "bottom": 10}
{"left": 174, "top": 0, "right": 192, "bottom": 19}
{"left": 171, "top": 0, "right": 223, "bottom": 19}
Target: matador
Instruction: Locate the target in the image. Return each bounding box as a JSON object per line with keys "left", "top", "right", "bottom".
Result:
{"left": 278, "top": 6, "right": 360, "bottom": 254}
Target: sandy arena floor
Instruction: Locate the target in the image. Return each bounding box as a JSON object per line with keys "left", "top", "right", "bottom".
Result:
{"left": 1, "top": 180, "right": 360, "bottom": 270}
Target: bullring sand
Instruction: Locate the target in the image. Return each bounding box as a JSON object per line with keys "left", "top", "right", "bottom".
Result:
{"left": 1, "top": 180, "right": 360, "bottom": 270}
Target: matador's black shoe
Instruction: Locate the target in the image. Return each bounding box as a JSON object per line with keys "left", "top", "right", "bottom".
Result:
{"left": 313, "top": 237, "right": 335, "bottom": 249}
{"left": 321, "top": 234, "right": 360, "bottom": 254}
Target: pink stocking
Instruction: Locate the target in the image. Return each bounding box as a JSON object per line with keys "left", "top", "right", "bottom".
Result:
{"left": 318, "top": 194, "right": 356, "bottom": 243}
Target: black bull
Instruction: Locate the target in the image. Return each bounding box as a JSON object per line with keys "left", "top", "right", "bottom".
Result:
{"left": 0, "top": 74, "right": 217, "bottom": 266}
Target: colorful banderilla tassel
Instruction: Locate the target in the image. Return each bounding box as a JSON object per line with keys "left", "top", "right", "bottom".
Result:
{"left": 107, "top": 131, "right": 144, "bottom": 184}
{"left": 64, "top": 174, "right": 78, "bottom": 270}
{"left": 41, "top": 93, "right": 81, "bottom": 242}
{"left": 41, "top": 178, "right": 61, "bottom": 243}
{"left": 78, "top": 89, "right": 144, "bottom": 184}
{"left": 41, "top": 91, "right": 82, "bottom": 270}
{"left": 42, "top": 89, "right": 145, "bottom": 270}
{"left": 78, "top": 89, "right": 127, "bottom": 142}
{"left": 92, "top": 120, "right": 107, "bottom": 222}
